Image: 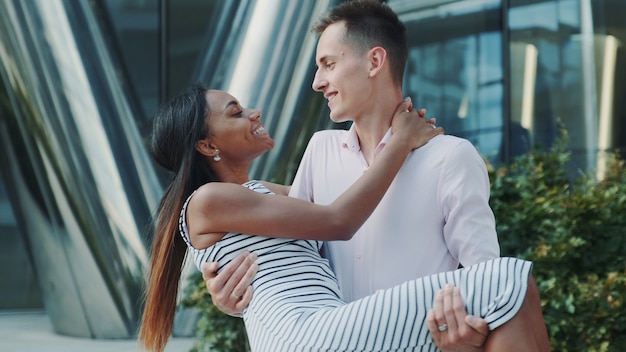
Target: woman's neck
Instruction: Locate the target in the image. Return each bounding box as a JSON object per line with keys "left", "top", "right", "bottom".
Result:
{"left": 212, "top": 162, "right": 251, "bottom": 185}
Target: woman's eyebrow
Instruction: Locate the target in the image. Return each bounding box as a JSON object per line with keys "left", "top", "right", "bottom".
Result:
{"left": 224, "top": 100, "right": 238, "bottom": 110}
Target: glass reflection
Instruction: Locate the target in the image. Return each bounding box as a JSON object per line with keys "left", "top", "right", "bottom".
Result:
{"left": 0, "top": 0, "right": 159, "bottom": 338}
{"left": 395, "top": 0, "right": 505, "bottom": 161}
{"left": 509, "top": 0, "right": 625, "bottom": 177}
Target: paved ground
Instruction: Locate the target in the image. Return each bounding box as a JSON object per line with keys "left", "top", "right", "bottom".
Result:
{"left": 0, "top": 310, "right": 195, "bottom": 352}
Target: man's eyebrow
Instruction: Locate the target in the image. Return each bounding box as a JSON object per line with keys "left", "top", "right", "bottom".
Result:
{"left": 316, "top": 55, "right": 330, "bottom": 67}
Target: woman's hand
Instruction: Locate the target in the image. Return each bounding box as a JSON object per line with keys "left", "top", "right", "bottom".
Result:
{"left": 391, "top": 98, "right": 444, "bottom": 150}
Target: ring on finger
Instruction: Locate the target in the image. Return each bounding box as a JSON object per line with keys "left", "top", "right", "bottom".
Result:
{"left": 438, "top": 323, "right": 448, "bottom": 332}
{"left": 230, "top": 292, "right": 241, "bottom": 300}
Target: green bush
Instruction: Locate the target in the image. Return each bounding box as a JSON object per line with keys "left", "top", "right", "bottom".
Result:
{"left": 180, "top": 137, "right": 626, "bottom": 352}
{"left": 179, "top": 273, "right": 249, "bottom": 352}
{"left": 488, "top": 138, "right": 626, "bottom": 351}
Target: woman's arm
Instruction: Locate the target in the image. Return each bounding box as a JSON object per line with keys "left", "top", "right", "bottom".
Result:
{"left": 259, "top": 181, "right": 290, "bottom": 196}
{"left": 259, "top": 111, "right": 431, "bottom": 198}
{"left": 188, "top": 100, "right": 443, "bottom": 245}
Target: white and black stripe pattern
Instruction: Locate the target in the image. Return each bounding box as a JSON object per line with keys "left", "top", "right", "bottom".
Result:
{"left": 179, "top": 181, "right": 533, "bottom": 351}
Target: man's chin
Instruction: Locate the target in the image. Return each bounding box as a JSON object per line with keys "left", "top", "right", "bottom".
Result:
{"left": 329, "top": 112, "right": 349, "bottom": 124}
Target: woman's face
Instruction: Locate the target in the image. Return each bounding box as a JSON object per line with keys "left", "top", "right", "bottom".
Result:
{"left": 203, "top": 90, "right": 275, "bottom": 162}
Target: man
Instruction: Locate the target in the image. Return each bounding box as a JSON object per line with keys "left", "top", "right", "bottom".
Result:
{"left": 203, "top": 1, "right": 498, "bottom": 350}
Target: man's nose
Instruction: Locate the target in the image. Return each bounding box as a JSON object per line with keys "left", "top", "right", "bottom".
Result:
{"left": 312, "top": 70, "right": 326, "bottom": 92}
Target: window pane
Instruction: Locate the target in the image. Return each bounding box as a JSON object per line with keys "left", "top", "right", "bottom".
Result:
{"left": 396, "top": 1, "right": 505, "bottom": 161}
{"left": 509, "top": 0, "right": 626, "bottom": 177}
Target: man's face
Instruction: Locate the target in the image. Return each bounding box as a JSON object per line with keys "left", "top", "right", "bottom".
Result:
{"left": 312, "top": 22, "right": 372, "bottom": 123}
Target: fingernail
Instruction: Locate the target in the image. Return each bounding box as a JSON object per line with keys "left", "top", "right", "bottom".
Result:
{"left": 404, "top": 96, "right": 412, "bottom": 102}
{"left": 249, "top": 252, "right": 258, "bottom": 260}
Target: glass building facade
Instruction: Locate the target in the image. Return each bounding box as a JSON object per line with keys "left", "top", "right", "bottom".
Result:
{"left": 0, "top": 0, "right": 624, "bottom": 339}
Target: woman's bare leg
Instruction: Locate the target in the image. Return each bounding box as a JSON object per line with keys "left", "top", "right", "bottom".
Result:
{"left": 484, "top": 275, "right": 551, "bottom": 352}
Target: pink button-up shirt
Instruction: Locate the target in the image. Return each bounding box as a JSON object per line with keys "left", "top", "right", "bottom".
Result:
{"left": 289, "top": 126, "right": 500, "bottom": 302}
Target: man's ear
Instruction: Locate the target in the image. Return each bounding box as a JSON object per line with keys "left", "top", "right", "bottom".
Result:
{"left": 368, "top": 46, "right": 387, "bottom": 78}
{"left": 195, "top": 139, "right": 217, "bottom": 157}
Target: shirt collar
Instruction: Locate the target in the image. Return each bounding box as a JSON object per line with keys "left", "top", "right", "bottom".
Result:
{"left": 342, "top": 125, "right": 393, "bottom": 157}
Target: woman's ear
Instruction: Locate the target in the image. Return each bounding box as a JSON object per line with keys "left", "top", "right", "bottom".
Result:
{"left": 195, "top": 139, "right": 217, "bottom": 157}
{"left": 368, "top": 46, "right": 387, "bottom": 78}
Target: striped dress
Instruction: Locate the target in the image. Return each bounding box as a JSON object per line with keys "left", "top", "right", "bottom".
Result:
{"left": 179, "top": 180, "right": 533, "bottom": 352}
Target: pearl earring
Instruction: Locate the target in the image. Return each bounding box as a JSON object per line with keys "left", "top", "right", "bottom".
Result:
{"left": 213, "top": 154, "right": 221, "bottom": 162}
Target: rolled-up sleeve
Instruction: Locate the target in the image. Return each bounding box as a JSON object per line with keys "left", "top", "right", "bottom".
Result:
{"left": 439, "top": 139, "right": 500, "bottom": 266}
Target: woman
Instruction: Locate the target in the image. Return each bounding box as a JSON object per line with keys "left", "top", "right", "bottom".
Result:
{"left": 138, "top": 85, "right": 546, "bottom": 352}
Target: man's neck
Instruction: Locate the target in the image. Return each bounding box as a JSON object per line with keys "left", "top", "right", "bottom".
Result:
{"left": 353, "top": 91, "right": 404, "bottom": 165}
{"left": 353, "top": 120, "right": 390, "bottom": 165}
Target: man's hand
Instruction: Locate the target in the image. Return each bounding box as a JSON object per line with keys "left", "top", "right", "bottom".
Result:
{"left": 426, "top": 284, "right": 489, "bottom": 352}
{"left": 201, "top": 251, "right": 258, "bottom": 317}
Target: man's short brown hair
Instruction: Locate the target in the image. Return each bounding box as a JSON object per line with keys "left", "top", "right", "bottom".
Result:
{"left": 313, "top": 0, "right": 408, "bottom": 85}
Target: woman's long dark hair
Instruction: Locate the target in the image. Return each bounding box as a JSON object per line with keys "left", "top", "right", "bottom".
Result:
{"left": 138, "top": 84, "right": 219, "bottom": 352}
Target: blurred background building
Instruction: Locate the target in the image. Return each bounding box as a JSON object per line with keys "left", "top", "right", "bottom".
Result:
{"left": 0, "top": 0, "right": 623, "bottom": 339}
